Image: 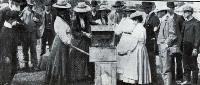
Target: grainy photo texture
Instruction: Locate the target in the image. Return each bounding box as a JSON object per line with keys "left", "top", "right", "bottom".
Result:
{"left": 0, "top": 0, "right": 200, "bottom": 85}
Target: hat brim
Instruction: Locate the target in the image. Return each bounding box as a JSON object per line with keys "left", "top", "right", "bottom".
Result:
{"left": 155, "top": 8, "right": 170, "bottom": 13}
{"left": 74, "top": 5, "right": 91, "bottom": 12}
{"left": 53, "top": 3, "right": 71, "bottom": 9}
{"left": 112, "top": 5, "right": 124, "bottom": 8}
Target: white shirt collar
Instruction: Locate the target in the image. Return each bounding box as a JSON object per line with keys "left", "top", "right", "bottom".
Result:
{"left": 185, "top": 16, "right": 193, "bottom": 21}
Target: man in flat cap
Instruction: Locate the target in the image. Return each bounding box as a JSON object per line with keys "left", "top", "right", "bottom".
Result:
{"left": 180, "top": 5, "right": 200, "bottom": 85}
{"left": 142, "top": 2, "right": 160, "bottom": 85}
{"left": 167, "top": 2, "right": 185, "bottom": 84}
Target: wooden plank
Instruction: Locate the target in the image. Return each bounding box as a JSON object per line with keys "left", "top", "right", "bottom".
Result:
{"left": 95, "top": 62, "right": 117, "bottom": 85}
{"left": 89, "top": 47, "right": 116, "bottom": 62}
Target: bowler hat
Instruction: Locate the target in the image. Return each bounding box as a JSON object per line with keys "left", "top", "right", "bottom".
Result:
{"left": 167, "top": 2, "right": 175, "bottom": 8}
{"left": 141, "top": 2, "right": 154, "bottom": 9}
{"left": 112, "top": 1, "right": 124, "bottom": 8}
{"left": 91, "top": 0, "right": 98, "bottom": 7}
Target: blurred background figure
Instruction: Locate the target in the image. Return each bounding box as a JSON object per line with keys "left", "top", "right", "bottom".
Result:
{"left": 108, "top": 1, "right": 125, "bottom": 25}
{"left": 96, "top": 2, "right": 111, "bottom": 25}
{"left": 40, "top": 1, "right": 56, "bottom": 56}
{"left": 20, "top": 0, "right": 42, "bottom": 71}
{"left": 0, "top": 0, "right": 23, "bottom": 84}
{"left": 142, "top": 2, "right": 160, "bottom": 85}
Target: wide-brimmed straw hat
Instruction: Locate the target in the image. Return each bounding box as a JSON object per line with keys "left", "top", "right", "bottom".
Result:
{"left": 98, "top": 5, "right": 110, "bottom": 11}
{"left": 74, "top": 2, "right": 92, "bottom": 13}
{"left": 154, "top": 5, "right": 170, "bottom": 13}
{"left": 130, "top": 11, "right": 143, "bottom": 18}
{"left": 52, "top": 0, "right": 71, "bottom": 9}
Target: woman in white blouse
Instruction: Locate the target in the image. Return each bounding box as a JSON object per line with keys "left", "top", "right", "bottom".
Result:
{"left": 116, "top": 11, "right": 151, "bottom": 85}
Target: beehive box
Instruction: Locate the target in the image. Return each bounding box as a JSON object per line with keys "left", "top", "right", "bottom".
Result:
{"left": 95, "top": 62, "right": 117, "bottom": 85}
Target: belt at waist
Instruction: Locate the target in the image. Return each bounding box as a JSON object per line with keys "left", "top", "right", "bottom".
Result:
{"left": 123, "top": 32, "right": 131, "bottom": 35}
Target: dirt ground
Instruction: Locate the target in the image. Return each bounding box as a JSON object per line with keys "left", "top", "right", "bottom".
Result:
{"left": 14, "top": 43, "right": 200, "bottom": 85}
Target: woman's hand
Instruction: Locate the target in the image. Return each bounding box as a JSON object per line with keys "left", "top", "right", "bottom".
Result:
{"left": 82, "top": 31, "right": 92, "bottom": 38}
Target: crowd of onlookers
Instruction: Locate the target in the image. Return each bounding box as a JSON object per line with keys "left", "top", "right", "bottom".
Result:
{"left": 0, "top": 0, "right": 200, "bottom": 85}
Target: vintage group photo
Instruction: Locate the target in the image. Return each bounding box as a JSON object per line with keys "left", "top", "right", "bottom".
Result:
{"left": 0, "top": 0, "right": 200, "bottom": 85}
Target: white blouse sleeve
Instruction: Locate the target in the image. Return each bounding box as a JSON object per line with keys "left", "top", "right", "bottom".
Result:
{"left": 54, "top": 16, "right": 71, "bottom": 45}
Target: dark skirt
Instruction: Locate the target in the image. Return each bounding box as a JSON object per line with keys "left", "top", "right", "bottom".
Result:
{"left": 46, "top": 35, "right": 93, "bottom": 85}
{"left": 0, "top": 27, "right": 18, "bottom": 84}
{"left": 46, "top": 35, "right": 70, "bottom": 85}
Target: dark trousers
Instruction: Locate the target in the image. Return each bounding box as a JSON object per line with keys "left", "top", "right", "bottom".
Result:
{"left": 182, "top": 42, "right": 199, "bottom": 84}
{"left": 41, "top": 29, "right": 55, "bottom": 53}
{"left": 22, "top": 31, "right": 38, "bottom": 67}
{"left": 171, "top": 53, "right": 183, "bottom": 81}
{"left": 146, "top": 41, "right": 157, "bottom": 85}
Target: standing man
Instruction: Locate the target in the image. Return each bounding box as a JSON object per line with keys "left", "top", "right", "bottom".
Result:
{"left": 40, "top": 2, "right": 56, "bottom": 56}
{"left": 141, "top": 2, "right": 160, "bottom": 85}
{"left": 166, "top": 2, "right": 184, "bottom": 83}
{"left": 20, "top": 0, "right": 42, "bottom": 71}
{"left": 156, "top": 6, "right": 176, "bottom": 85}
{"left": 181, "top": 6, "right": 200, "bottom": 85}
{"left": 108, "top": 1, "right": 125, "bottom": 25}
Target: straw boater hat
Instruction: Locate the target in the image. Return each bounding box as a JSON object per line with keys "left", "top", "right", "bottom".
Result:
{"left": 52, "top": 0, "right": 71, "bottom": 9}
{"left": 130, "top": 11, "right": 143, "bottom": 18}
{"left": 74, "top": 2, "right": 91, "bottom": 13}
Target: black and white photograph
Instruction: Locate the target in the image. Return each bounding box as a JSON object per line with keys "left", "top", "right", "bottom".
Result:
{"left": 0, "top": 0, "right": 200, "bottom": 85}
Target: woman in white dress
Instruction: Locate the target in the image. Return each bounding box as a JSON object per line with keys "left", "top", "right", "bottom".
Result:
{"left": 116, "top": 11, "right": 151, "bottom": 85}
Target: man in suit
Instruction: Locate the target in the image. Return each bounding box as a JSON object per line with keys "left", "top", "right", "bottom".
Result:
{"left": 142, "top": 2, "right": 160, "bottom": 85}
{"left": 40, "top": 2, "right": 56, "bottom": 56}
{"left": 20, "top": 0, "right": 42, "bottom": 71}
{"left": 167, "top": 2, "right": 185, "bottom": 84}
{"left": 181, "top": 6, "right": 200, "bottom": 85}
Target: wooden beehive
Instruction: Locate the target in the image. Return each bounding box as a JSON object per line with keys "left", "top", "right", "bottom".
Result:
{"left": 89, "top": 25, "right": 117, "bottom": 85}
